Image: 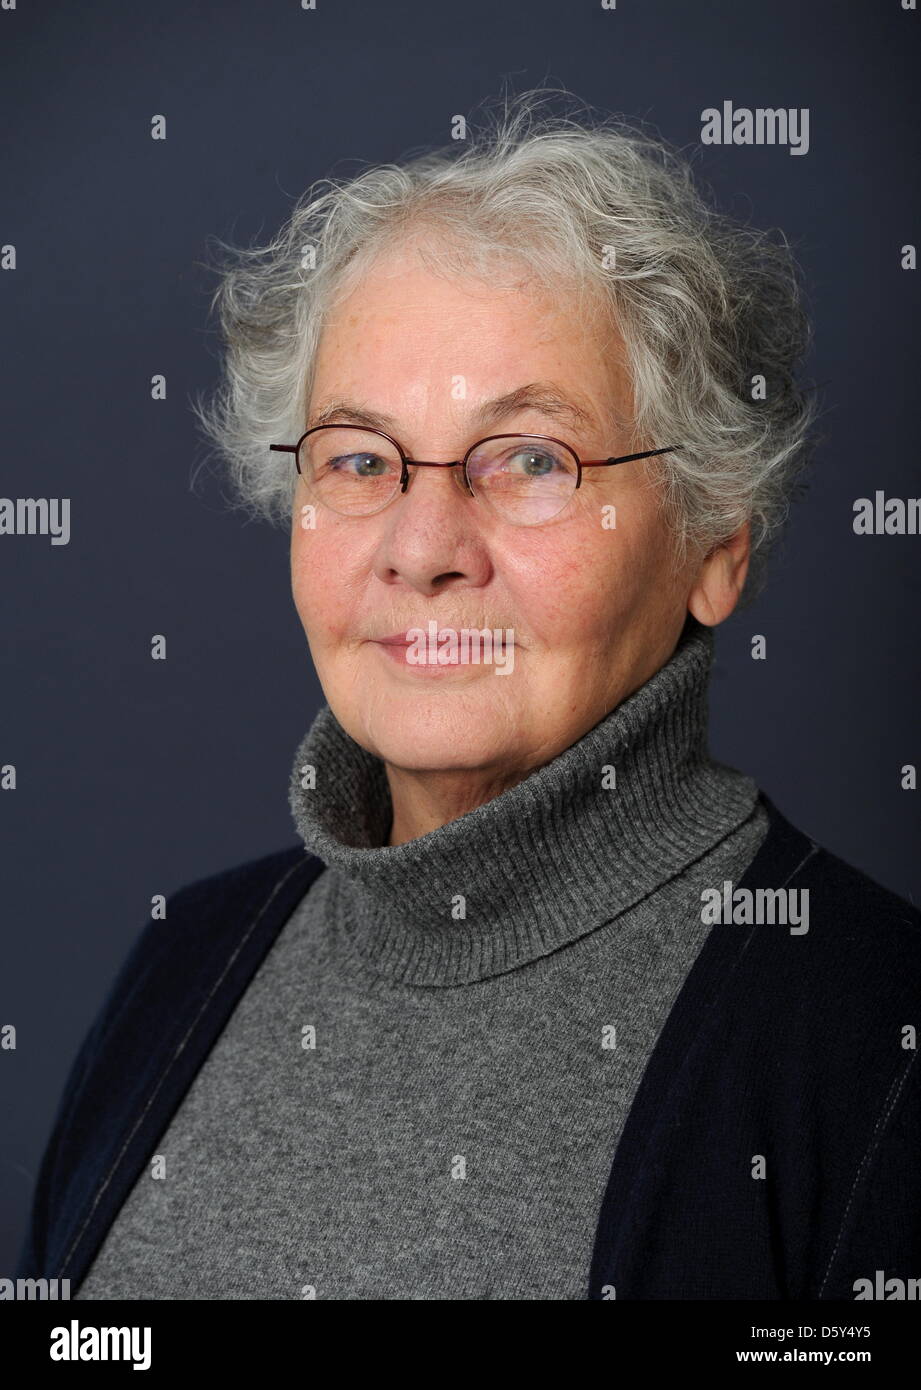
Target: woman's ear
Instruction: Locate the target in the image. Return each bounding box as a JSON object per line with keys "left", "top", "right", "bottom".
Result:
{"left": 687, "top": 522, "right": 751, "bottom": 626}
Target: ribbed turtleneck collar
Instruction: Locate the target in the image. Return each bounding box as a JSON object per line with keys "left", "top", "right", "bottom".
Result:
{"left": 288, "top": 614, "right": 758, "bottom": 987}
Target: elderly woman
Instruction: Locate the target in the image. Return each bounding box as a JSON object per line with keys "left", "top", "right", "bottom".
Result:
{"left": 18, "top": 93, "right": 920, "bottom": 1302}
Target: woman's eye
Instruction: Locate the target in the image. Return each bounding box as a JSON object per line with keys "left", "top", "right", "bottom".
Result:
{"left": 328, "top": 453, "right": 389, "bottom": 477}
{"left": 506, "top": 449, "right": 558, "bottom": 477}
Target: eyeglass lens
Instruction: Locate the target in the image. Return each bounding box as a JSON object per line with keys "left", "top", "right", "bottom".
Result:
{"left": 298, "top": 427, "right": 579, "bottom": 525}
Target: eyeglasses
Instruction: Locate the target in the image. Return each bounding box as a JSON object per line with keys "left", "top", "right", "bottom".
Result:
{"left": 271, "top": 425, "right": 680, "bottom": 526}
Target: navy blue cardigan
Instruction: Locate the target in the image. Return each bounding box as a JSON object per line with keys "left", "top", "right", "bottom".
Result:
{"left": 15, "top": 793, "right": 921, "bottom": 1299}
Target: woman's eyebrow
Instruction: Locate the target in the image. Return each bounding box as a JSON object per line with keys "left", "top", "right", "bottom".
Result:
{"left": 308, "top": 382, "right": 603, "bottom": 435}
{"left": 474, "top": 383, "right": 601, "bottom": 433}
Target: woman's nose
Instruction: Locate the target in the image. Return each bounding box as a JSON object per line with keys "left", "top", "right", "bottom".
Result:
{"left": 401, "top": 461, "right": 474, "bottom": 498}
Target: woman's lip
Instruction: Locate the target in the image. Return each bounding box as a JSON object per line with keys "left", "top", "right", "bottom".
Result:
{"left": 377, "top": 645, "right": 453, "bottom": 670}
{"left": 369, "top": 632, "right": 517, "bottom": 645}
{"left": 366, "top": 632, "right": 517, "bottom": 673}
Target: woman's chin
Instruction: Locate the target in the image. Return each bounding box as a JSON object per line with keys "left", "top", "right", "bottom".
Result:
{"left": 355, "top": 711, "right": 520, "bottom": 777}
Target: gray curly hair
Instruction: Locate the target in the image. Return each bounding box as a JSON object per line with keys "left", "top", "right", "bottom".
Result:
{"left": 191, "top": 88, "right": 819, "bottom": 607}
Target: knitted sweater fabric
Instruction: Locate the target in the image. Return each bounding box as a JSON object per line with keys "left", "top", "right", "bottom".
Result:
{"left": 76, "top": 616, "right": 769, "bottom": 1299}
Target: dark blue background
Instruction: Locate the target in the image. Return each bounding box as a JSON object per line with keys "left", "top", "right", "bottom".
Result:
{"left": 2, "top": 0, "right": 918, "bottom": 1270}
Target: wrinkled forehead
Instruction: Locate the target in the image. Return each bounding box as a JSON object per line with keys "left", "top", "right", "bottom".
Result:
{"left": 309, "top": 234, "right": 630, "bottom": 439}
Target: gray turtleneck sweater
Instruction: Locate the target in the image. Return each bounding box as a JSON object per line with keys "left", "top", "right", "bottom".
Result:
{"left": 75, "top": 617, "right": 769, "bottom": 1300}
